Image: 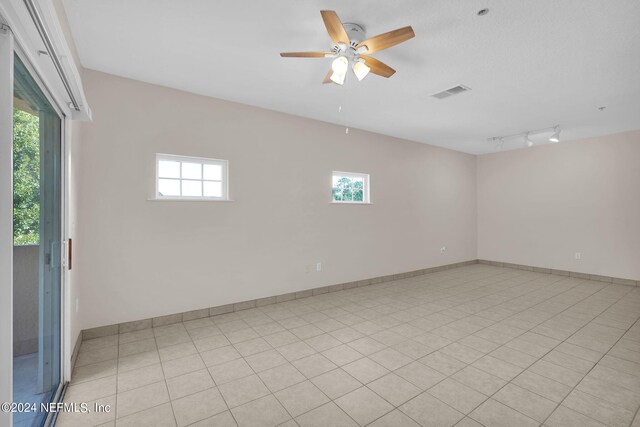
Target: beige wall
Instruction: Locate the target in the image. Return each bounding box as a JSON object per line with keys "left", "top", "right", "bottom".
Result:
{"left": 76, "top": 70, "right": 478, "bottom": 329}
{"left": 52, "top": 0, "right": 82, "bottom": 71}
{"left": 477, "top": 130, "right": 640, "bottom": 280}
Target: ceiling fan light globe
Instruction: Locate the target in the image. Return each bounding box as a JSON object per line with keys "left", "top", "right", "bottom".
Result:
{"left": 330, "top": 71, "right": 346, "bottom": 85}
{"left": 353, "top": 61, "right": 370, "bottom": 80}
{"left": 331, "top": 56, "right": 349, "bottom": 74}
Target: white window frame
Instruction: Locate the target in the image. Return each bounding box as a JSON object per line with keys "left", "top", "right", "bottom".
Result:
{"left": 331, "top": 171, "right": 371, "bottom": 204}
{"left": 155, "top": 153, "right": 229, "bottom": 201}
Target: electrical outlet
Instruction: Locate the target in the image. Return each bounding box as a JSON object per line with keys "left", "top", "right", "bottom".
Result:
{"left": 440, "top": 246, "right": 446, "bottom": 254}
{"left": 575, "top": 252, "right": 582, "bottom": 260}
{"left": 316, "top": 262, "right": 322, "bottom": 272}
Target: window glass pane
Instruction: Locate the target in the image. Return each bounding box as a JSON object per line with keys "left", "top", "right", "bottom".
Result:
{"left": 333, "top": 176, "right": 353, "bottom": 201}
{"left": 182, "top": 162, "right": 202, "bottom": 179}
{"left": 158, "top": 178, "right": 180, "bottom": 196}
{"left": 342, "top": 187, "right": 353, "bottom": 201}
{"left": 203, "top": 163, "right": 222, "bottom": 181}
{"left": 182, "top": 180, "right": 202, "bottom": 197}
{"left": 203, "top": 181, "right": 223, "bottom": 197}
{"left": 158, "top": 160, "right": 180, "bottom": 178}
{"left": 353, "top": 189, "right": 363, "bottom": 201}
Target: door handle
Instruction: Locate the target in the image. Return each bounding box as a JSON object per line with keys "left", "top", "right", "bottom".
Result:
{"left": 61, "top": 239, "right": 72, "bottom": 270}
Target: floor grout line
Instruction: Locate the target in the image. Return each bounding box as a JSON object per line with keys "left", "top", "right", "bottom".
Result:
{"left": 153, "top": 333, "right": 180, "bottom": 427}
{"left": 540, "top": 314, "right": 640, "bottom": 427}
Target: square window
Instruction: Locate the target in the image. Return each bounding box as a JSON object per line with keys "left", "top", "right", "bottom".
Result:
{"left": 203, "top": 164, "right": 222, "bottom": 181}
{"left": 158, "top": 160, "right": 180, "bottom": 179}
{"left": 332, "top": 172, "right": 370, "bottom": 203}
{"left": 158, "top": 178, "right": 180, "bottom": 196}
{"left": 156, "top": 154, "right": 228, "bottom": 200}
{"left": 181, "top": 162, "right": 202, "bottom": 180}
{"left": 181, "top": 180, "right": 202, "bottom": 197}
{"left": 203, "top": 181, "right": 223, "bottom": 197}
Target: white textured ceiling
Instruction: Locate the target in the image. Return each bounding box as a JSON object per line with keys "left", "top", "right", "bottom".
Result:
{"left": 62, "top": 0, "right": 640, "bottom": 154}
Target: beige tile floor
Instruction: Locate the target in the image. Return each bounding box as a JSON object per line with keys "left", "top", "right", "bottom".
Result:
{"left": 57, "top": 264, "right": 640, "bottom": 427}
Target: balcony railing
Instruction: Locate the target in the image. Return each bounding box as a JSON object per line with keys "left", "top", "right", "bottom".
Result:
{"left": 13, "top": 244, "right": 39, "bottom": 356}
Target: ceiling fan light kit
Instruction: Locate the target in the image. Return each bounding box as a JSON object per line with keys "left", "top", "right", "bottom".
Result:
{"left": 352, "top": 60, "right": 371, "bottom": 81}
{"left": 330, "top": 55, "right": 349, "bottom": 84}
{"left": 280, "top": 10, "right": 415, "bottom": 85}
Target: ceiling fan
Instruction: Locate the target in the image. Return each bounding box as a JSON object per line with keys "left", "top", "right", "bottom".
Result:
{"left": 280, "top": 10, "right": 415, "bottom": 85}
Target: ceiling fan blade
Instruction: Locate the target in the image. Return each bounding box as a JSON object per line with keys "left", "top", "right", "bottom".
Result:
{"left": 322, "top": 68, "right": 333, "bottom": 84}
{"left": 356, "top": 26, "right": 415, "bottom": 54}
{"left": 320, "top": 10, "right": 350, "bottom": 45}
{"left": 280, "top": 51, "right": 333, "bottom": 58}
{"left": 360, "top": 56, "right": 396, "bottom": 78}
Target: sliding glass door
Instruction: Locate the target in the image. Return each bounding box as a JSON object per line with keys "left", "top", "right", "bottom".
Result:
{"left": 13, "top": 53, "right": 63, "bottom": 427}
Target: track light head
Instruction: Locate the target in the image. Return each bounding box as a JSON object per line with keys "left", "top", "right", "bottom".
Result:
{"left": 549, "top": 127, "right": 561, "bottom": 143}
{"left": 525, "top": 133, "right": 534, "bottom": 148}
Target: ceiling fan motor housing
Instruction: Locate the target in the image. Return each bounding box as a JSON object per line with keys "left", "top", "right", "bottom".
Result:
{"left": 334, "top": 23, "right": 366, "bottom": 50}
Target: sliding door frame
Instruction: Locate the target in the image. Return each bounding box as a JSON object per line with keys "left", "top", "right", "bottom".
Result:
{"left": 0, "top": 19, "right": 15, "bottom": 427}
{"left": 14, "top": 41, "right": 69, "bottom": 427}
{"left": 0, "top": 10, "right": 71, "bottom": 426}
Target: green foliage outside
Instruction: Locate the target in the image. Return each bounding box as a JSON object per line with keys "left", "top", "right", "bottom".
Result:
{"left": 332, "top": 177, "right": 364, "bottom": 202}
{"left": 13, "top": 108, "right": 40, "bottom": 245}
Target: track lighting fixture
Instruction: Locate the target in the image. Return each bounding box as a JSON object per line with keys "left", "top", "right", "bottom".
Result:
{"left": 488, "top": 125, "right": 561, "bottom": 151}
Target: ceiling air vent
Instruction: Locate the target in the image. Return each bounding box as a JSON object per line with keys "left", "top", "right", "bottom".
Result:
{"left": 432, "top": 85, "right": 471, "bottom": 99}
